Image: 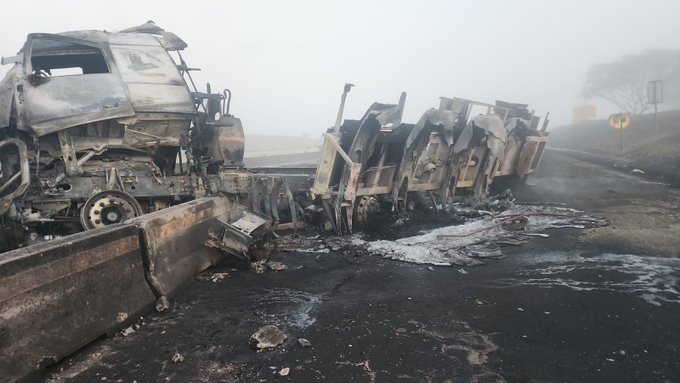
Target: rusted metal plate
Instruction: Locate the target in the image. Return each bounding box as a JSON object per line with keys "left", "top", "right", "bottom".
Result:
{"left": 516, "top": 139, "right": 541, "bottom": 176}
{"left": 131, "top": 197, "right": 237, "bottom": 298}
{"left": 0, "top": 224, "right": 155, "bottom": 383}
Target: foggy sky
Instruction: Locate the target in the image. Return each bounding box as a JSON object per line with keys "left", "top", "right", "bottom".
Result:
{"left": 1, "top": 0, "right": 678, "bottom": 136}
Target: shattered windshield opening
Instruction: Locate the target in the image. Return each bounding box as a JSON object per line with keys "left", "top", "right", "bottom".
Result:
{"left": 30, "top": 38, "right": 109, "bottom": 76}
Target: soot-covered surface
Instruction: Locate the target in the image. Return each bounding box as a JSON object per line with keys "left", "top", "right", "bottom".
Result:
{"left": 46, "top": 151, "right": 680, "bottom": 383}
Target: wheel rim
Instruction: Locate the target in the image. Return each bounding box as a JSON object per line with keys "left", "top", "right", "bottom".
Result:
{"left": 355, "top": 196, "right": 381, "bottom": 228}
{"left": 80, "top": 190, "right": 143, "bottom": 230}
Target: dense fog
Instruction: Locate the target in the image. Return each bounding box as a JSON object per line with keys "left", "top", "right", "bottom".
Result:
{"left": 1, "top": 0, "right": 678, "bottom": 136}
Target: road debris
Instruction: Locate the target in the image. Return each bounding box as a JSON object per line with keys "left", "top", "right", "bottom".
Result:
{"left": 267, "top": 261, "right": 288, "bottom": 271}
{"left": 298, "top": 338, "right": 312, "bottom": 348}
{"left": 495, "top": 236, "right": 530, "bottom": 246}
{"left": 278, "top": 367, "right": 290, "bottom": 376}
{"left": 155, "top": 296, "right": 170, "bottom": 313}
{"left": 336, "top": 360, "right": 377, "bottom": 382}
{"left": 249, "top": 325, "right": 287, "bottom": 350}
{"left": 500, "top": 216, "right": 529, "bottom": 231}
{"left": 116, "top": 312, "right": 128, "bottom": 323}
{"left": 251, "top": 260, "right": 267, "bottom": 273}
{"left": 196, "top": 272, "right": 230, "bottom": 282}
{"left": 171, "top": 353, "right": 185, "bottom": 364}
{"left": 119, "top": 326, "right": 135, "bottom": 337}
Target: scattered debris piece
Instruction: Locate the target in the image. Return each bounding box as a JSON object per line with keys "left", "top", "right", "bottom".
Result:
{"left": 251, "top": 260, "right": 267, "bottom": 274}
{"left": 119, "top": 326, "right": 135, "bottom": 337}
{"left": 116, "top": 312, "right": 128, "bottom": 323}
{"left": 155, "top": 296, "right": 170, "bottom": 313}
{"left": 276, "top": 235, "right": 323, "bottom": 253}
{"left": 249, "top": 325, "right": 287, "bottom": 350}
{"left": 465, "top": 243, "right": 503, "bottom": 259}
{"left": 278, "top": 367, "right": 290, "bottom": 376}
{"left": 267, "top": 261, "right": 288, "bottom": 271}
{"left": 323, "top": 237, "right": 352, "bottom": 251}
{"left": 298, "top": 338, "right": 312, "bottom": 348}
{"left": 196, "top": 272, "right": 230, "bottom": 282}
{"left": 496, "top": 236, "right": 530, "bottom": 246}
{"left": 336, "top": 360, "right": 376, "bottom": 382}
{"left": 500, "top": 216, "right": 529, "bottom": 231}
{"left": 204, "top": 239, "right": 249, "bottom": 263}
{"left": 171, "top": 353, "right": 185, "bottom": 364}
{"left": 524, "top": 233, "right": 549, "bottom": 238}
{"left": 631, "top": 169, "right": 645, "bottom": 175}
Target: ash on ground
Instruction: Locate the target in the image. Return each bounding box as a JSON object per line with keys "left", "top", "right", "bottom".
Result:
{"left": 276, "top": 192, "right": 607, "bottom": 267}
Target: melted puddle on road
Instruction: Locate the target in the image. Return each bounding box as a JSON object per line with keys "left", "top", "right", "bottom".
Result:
{"left": 494, "top": 252, "right": 680, "bottom": 306}
{"left": 353, "top": 204, "right": 606, "bottom": 266}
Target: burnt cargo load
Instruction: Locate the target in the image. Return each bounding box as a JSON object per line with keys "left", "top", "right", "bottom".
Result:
{"left": 0, "top": 22, "right": 253, "bottom": 250}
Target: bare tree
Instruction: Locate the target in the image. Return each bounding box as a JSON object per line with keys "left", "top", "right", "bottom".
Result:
{"left": 582, "top": 49, "right": 680, "bottom": 114}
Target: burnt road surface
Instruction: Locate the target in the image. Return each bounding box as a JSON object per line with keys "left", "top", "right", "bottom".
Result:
{"left": 46, "top": 150, "right": 680, "bottom": 383}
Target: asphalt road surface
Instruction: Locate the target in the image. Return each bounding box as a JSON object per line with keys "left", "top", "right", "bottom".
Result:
{"left": 46, "top": 150, "right": 680, "bottom": 383}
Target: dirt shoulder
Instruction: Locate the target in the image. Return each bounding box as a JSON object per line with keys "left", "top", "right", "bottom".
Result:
{"left": 515, "top": 151, "right": 680, "bottom": 258}
{"left": 549, "top": 110, "right": 680, "bottom": 187}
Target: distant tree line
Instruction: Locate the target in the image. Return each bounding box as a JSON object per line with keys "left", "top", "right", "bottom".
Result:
{"left": 582, "top": 49, "right": 680, "bottom": 114}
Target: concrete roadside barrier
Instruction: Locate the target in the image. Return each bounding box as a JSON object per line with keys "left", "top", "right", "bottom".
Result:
{"left": 131, "top": 197, "right": 238, "bottom": 298}
{"left": 0, "top": 224, "right": 156, "bottom": 383}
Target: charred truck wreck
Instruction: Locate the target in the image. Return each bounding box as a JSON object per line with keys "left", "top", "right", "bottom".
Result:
{"left": 0, "top": 23, "right": 548, "bottom": 251}
{"left": 0, "top": 23, "right": 549, "bottom": 382}
{"left": 0, "top": 22, "right": 297, "bottom": 251}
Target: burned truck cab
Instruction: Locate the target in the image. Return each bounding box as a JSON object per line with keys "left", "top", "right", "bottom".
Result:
{"left": 0, "top": 22, "right": 244, "bottom": 249}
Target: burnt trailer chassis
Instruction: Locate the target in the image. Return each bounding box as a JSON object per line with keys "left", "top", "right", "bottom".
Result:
{"left": 312, "top": 85, "right": 549, "bottom": 234}
{"left": 0, "top": 23, "right": 549, "bottom": 382}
